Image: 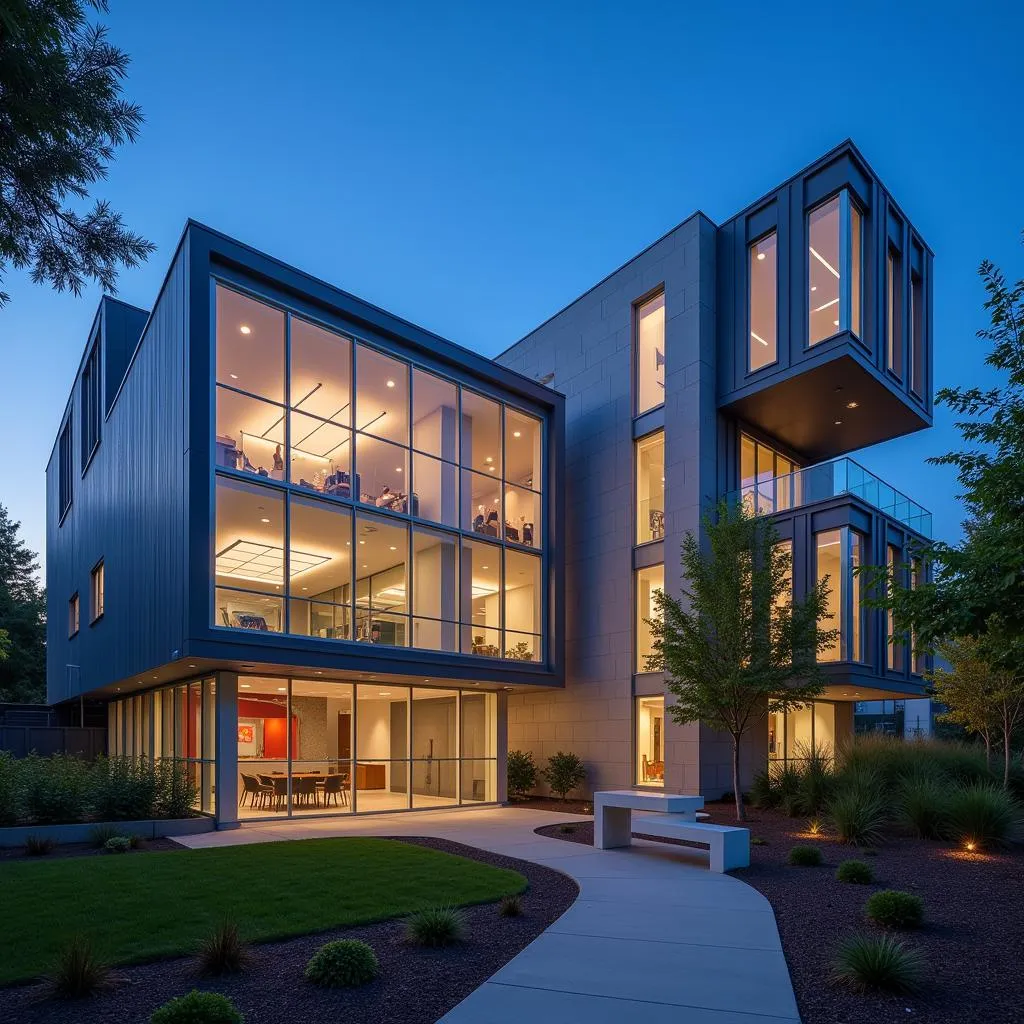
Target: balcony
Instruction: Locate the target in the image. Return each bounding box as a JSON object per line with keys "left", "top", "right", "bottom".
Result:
{"left": 729, "top": 457, "right": 932, "bottom": 538}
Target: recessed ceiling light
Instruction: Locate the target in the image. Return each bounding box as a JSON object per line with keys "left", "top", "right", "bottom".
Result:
{"left": 362, "top": 564, "right": 367, "bottom": 568}
{"left": 277, "top": 686, "right": 286, "bottom": 692}
{"left": 834, "top": 418, "right": 843, "bottom": 425}
{"left": 379, "top": 690, "right": 391, "bottom": 696}
{"left": 395, "top": 466, "right": 402, "bottom": 473}
{"left": 301, "top": 586, "right": 307, "bottom": 591}
{"left": 359, "top": 540, "right": 365, "bottom": 545}
{"left": 756, "top": 252, "right": 766, "bottom": 261}
{"left": 389, "top": 545, "right": 397, "bottom": 551}
{"left": 846, "top": 401, "right": 859, "bottom": 409}
{"left": 239, "top": 325, "right": 251, "bottom": 335}
{"left": 488, "top": 466, "right": 495, "bottom": 472}
{"left": 188, "top": 664, "right": 196, "bottom": 668}
{"left": 485, "top": 456, "right": 493, "bottom": 463}
{"left": 115, "top": 686, "right": 121, "bottom": 691}
{"left": 315, "top": 670, "right": 323, "bottom": 675}
{"left": 810, "top": 285, "right": 817, "bottom": 292}
{"left": 513, "top": 431, "right": 521, "bottom": 438}
{"left": 833, "top": 319, "right": 840, "bottom": 327}
{"left": 260, "top": 517, "right": 270, "bottom": 523}
{"left": 230, "top": 373, "right": 239, "bottom": 379}
{"left": 240, "top": 683, "right": 250, "bottom": 689}
{"left": 386, "top": 379, "right": 395, "bottom": 388}
{"left": 481, "top": 565, "right": 489, "bottom": 570}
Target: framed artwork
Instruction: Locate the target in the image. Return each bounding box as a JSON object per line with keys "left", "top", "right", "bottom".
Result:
{"left": 238, "top": 724, "right": 254, "bottom": 745}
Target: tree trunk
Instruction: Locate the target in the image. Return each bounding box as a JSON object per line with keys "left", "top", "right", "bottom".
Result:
{"left": 983, "top": 734, "right": 992, "bottom": 773}
{"left": 1003, "top": 714, "right": 1012, "bottom": 790}
{"left": 732, "top": 734, "right": 745, "bottom": 822}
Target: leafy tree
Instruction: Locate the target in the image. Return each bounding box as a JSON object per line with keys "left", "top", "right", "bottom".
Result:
{"left": 930, "top": 635, "right": 1024, "bottom": 787}
{"left": 506, "top": 749, "right": 537, "bottom": 799}
{"left": 646, "top": 500, "right": 837, "bottom": 821}
{"left": 867, "top": 241, "right": 1024, "bottom": 671}
{"left": 0, "top": 0, "right": 154, "bottom": 306}
{"left": 0, "top": 504, "right": 46, "bottom": 703}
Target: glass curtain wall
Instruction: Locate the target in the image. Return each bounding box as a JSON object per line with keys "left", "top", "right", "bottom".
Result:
{"left": 214, "top": 283, "right": 545, "bottom": 661}
{"left": 236, "top": 679, "right": 498, "bottom": 819}
{"left": 768, "top": 702, "right": 838, "bottom": 764}
{"left": 740, "top": 433, "right": 799, "bottom": 513}
{"left": 636, "top": 431, "right": 665, "bottom": 543}
{"left": 107, "top": 678, "right": 217, "bottom": 815}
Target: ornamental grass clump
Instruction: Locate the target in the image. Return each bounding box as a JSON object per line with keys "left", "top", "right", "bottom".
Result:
{"left": 827, "top": 783, "right": 887, "bottom": 846}
{"left": 832, "top": 933, "right": 925, "bottom": 994}
{"left": 304, "top": 939, "right": 380, "bottom": 988}
{"left": 405, "top": 905, "right": 465, "bottom": 947}
{"left": 48, "top": 936, "right": 110, "bottom": 998}
{"left": 498, "top": 894, "right": 522, "bottom": 917}
{"left": 897, "top": 773, "right": 952, "bottom": 840}
{"left": 24, "top": 834, "right": 56, "bottom": 856}
{"left": 865, "top": 889, "right": 924, "bottom": 929}
{"left": 198, "top": 921, "right": 250, "bottom": 976}
{"left": 150, "top": 990, "right": 244, "bottom": 1024}
{"left": 946, "top": 783, "right": 1021, "bottom": 850}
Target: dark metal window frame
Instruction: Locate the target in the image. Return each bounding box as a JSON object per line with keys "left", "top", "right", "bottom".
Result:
{"left": 81, "top": 337, "right": 102, "bottom": 473}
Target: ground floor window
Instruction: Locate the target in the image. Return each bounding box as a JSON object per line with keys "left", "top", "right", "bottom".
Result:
{"left": 635, "top": 695, "right": 665, "bottom": 786}
{"left": 768, "top": 701, "right": 837, "bottom": 765}
{"left": 237, "top": 677, "right": 497, "bottom": 819}
{"left": 107, "top": 678, "right": 217, "bottom": 815}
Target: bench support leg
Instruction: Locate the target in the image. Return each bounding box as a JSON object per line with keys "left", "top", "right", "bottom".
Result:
{"left": 595, "top": 805, "right": 632, "bottom": 849}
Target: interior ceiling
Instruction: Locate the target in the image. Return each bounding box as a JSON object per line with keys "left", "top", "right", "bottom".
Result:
{"left": 724, "top": 353, "right": 928, "bottom": 461}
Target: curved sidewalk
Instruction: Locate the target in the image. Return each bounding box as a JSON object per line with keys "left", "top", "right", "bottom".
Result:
{"left": 180, "top": 806, "right": 800, "bottom": 1024}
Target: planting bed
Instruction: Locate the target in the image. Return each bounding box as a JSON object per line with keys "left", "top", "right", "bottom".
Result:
{"left": 537, "top": 804, "right": 1024, "bottom": 1024}
{"left": 0, "top": 837, "right": 577, "bottom": 1024}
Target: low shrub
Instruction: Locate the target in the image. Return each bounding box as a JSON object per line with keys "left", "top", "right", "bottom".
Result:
{"left": 828, "top": 785, "right": 887, "bottom": 846}
{"left": 835, "top": 859, "right": 874, "bottom": 884}
{"left": 304, "top": 939, "right": 380, "bottom": 988}
{"left": 0, "top": 750, "right": 20, "bottom": 825}
{"left": 498, "top": 894, "right": 522, "bottom": 917}
{"left": 89, "top": 823, "right": 123, "bottom": 848}
{"left": 832, "top": 933, "right": 925, "bottom": 993}
{"left": 25, "top": 834, "right": 57, "bottom": 856}
{"left": 897, "top": 773, "right": 951, "bottom": 840}
{"left": 198, "top": 921, "right": 250, "bottom": 975}
{"left": 749, "top": 770, "right": 777, "bottom": 809}
{"left": 104, "top": 835, "right": 133, "bottom": 854}
{"left": 157, "top": 758, "right": 199, "bottom": 819}
{"left": 48, "top": 936, "right": 109, "bottom": 998}
{"left": 787, "top": 845, "right": 823, "bottom": 867}
{"left": 21, "top": 753, "right": 90, "bottom": 825}
{"left": 946, "top": 783, "right": 1020, "bottom": 850}
{"left": 866, "top": 889, "right": 924, "bottom": 929}
{"left": 506, "top": 750, "right": 538, "bottom": 800}
{"left": 150, "top": 989, "right": 244, "bottom": 1023}
{"left": 405, "top": 905, "right": 465, "bottom": 947}
{"left": 542, "top": 751, "right": 586, "bottom": 801}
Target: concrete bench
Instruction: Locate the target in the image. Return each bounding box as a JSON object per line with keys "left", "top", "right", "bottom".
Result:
{"left": 594, "top": 790, "right": 704, "bottom": 850}
{"left": 634, "top": 813, "right": 750, "bottom": 873}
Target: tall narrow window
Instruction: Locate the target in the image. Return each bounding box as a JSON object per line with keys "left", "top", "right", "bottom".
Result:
{"left": 90, "top": 561, "right": 105, "bottom": 622}
{"left": 636, "top": 695, "right": 665, "bottom": 786}
{"left": 887, "top": 544, "right": 902, "bottom": 670}
{"left": 636, "top": 431, "right": 665, "bottom": 543}
{"left": 817, "top": 530, "right": 842, "bottom": 663}
{"left": 636, "top": 564, "right": 664, "bottom": 672}
{"left": 81, "top": 340, "right": 101, "bottom": 464}
{"left": 911, "top": 558, "right": 926, "bottom": 674}
{"left": 910, "top": 270, "right": 924, "bottom": 395}
{"left": 808, "top": 192, "right": 864, "bottom": 346}
{"left": 635, "top": 292, "right": 665, "bottom": 415}
{"left": 749, "top": 231, "right": 777, "bottom": 371}
{"left": 58, "top": 418, "right": 73, "bottom": 519}
{"left": 816, "top": 528, "right": 865, "bottom": 662}
{"left": 887, "top": 248, "right": 903, "bottom": 377}
{"left": 739, "top": 433, "right": 799, "bottom": 514}
{"left": 68, "top": 593, "right": 80, "bottom": 637}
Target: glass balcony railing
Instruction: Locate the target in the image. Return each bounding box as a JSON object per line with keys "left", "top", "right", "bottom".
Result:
{"left": 728, "top": 457, "right": 932, "bottom": 538}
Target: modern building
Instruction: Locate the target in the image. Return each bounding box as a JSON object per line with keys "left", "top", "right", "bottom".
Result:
{"left": 47, "top": 139, "right": 933, "bottom": 825}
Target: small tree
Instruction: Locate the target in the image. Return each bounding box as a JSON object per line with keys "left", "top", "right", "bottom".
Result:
{"left": 931, "top": 633, "right": 1024, "bottom": 788}
{"left": 506, "top": 750, "right": 538, "bottom": 800}
{"left": 542, "top": 751, "right": 585, "bottom": 801}
{"left": 647, "top": 501, "right": 837, "bottom": 821}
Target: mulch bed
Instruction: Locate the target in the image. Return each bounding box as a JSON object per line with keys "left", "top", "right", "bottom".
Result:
{"left": 513, "top": 796, "right": 593, "bottom": 816}
{"left": 536, "top": 803, "right": 1024, "bottom": 1024}
{"left": 0, "top": 837, "right": 578, "bottom": 1024}
{"left": 0, "top": 837, "right": 184, "bottom": 862}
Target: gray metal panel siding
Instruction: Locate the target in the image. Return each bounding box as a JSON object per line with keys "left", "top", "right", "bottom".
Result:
{"left": 102, "top": 300, "right": 149, "bottom": 416}
{"left": 46, "top": 247, "right": 190, "bottom": 702}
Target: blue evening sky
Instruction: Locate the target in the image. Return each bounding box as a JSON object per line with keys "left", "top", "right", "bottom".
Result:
{"left": 2, "top": 1, "right": 1022, "bottom": 569}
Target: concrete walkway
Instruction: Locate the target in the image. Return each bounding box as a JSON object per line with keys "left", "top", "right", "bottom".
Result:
{"left": 179, "top": 807, "right": 800, "bottom": 1023}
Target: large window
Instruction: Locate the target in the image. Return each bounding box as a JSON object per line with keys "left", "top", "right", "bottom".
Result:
{"left": 68, "top": 593, "right": 79, "bottom": 638}
{"left": 636, "top": 564, "right": 664, "bottom": 672}
{"left": 233, "top": 679, "right": 497, "bottom": 818}
{"left": 769, "top": 701, "right": 837, "bottom": 763}
{"left": 212, "top": 283, "right": 547, "bottom": 660}
{"left": 887, "top": 248, "right": 903, "bottom": 377}
{"left": 808, "top": 192, "right": 863, "bottom": 346}
{"left": 739, "top": 433, "right": 798, "bottom": 513}
{"left": 636, "top": 431, "right": 665, "bottom": 544}
{"left": 635, "top": 291, "right": 665, "bottom": 415}
{"left": 816, "top": 528, "right": 865, "bottom": 663}
{"left": 636, "top": 695, "right": 664, "bottom": 786}
{"left": 749, "top": 231, "right": 777, "bottom": 371}
{"left": 58, "top": 418, "right": 73, "bottom": 519}
{"left": 81, "top": 339, "right": 101, "bottom": 465}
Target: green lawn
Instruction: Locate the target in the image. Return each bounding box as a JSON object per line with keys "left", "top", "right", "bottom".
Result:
{"left": 0, "top": 838, "right": 525, "bottom": 984}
